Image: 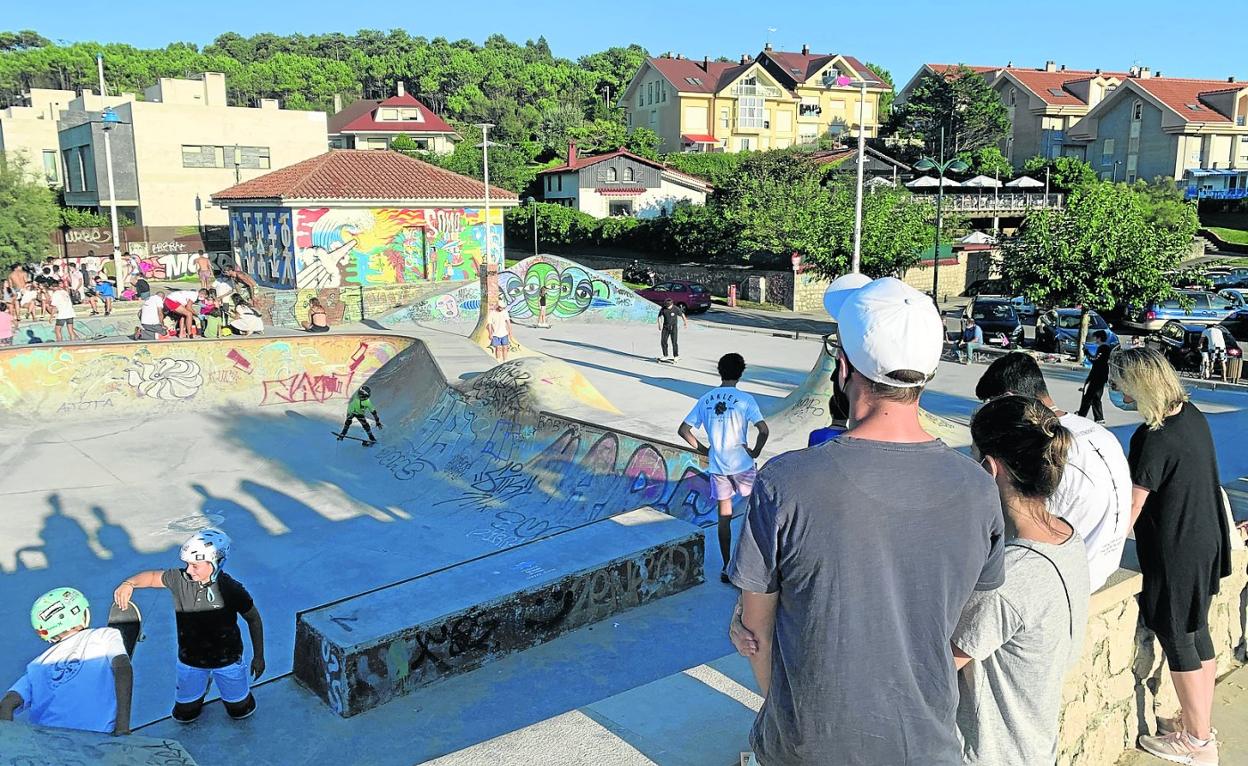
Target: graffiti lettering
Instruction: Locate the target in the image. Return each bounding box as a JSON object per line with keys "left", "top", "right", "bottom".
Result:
{"left": 56, "top": 399, "right": 113, "bottom": 413}
{"left": 150, "top": 240, "right": 187, "bottom": 254}
{"left": 64, "top": 228, "right": 110, "bottom": 245}
{"left": 226, "top": 348, "right": 253, "bottom": 373}
{"left": 322, "top": 642, "right": 344, "bottom": 715}
{"left": 260, "top": 372, "right": 351, "bottom": 406}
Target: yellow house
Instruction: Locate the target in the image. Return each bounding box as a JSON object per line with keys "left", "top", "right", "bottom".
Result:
{"left": 621, "top": 44, "right": 889, "bottom": 154}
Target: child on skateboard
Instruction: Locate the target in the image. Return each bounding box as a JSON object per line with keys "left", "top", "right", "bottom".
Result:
{"left": 678, "top": 353, "right": 770, "bottom": 583}
{"left": 336, "top": 385, "right": 383, "bottom": 444}
{"left": 1, "top": 587, "right": 133, "bottom": 735}
{"left": 113, "top": 529, "right": 265, "bottom": 723}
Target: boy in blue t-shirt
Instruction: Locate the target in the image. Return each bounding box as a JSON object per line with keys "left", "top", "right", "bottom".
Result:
{"left": 94, "top": 276, "right": 116, "bottom": 316}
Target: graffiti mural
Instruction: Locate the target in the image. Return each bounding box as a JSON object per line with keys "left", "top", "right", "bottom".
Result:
{"left": 500, "top": 255, "right": 658, "bottom": 324}
{"left": 292, "top": 207, "right": 503, "bottom": 289}
{"left": 230, "top": 208, "right": 297, "bottom": 287}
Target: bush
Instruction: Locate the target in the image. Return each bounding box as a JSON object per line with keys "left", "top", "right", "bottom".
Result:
{"left": 660, "top": 152, "right": 745, "bottom": 188}
{"left": 593, "top": 215, "right": 640, "bottom": 246}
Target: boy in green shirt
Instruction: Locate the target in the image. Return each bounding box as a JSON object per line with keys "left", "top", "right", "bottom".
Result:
{"left": 336, "top": 385, "right": 384, "bottom": 443}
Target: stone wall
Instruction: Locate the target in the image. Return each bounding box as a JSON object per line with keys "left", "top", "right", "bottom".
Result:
{"left": 1057, "top": 545, "right": 1247, "bottom": 766}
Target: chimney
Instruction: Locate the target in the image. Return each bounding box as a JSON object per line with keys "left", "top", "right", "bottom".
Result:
{"left": 703, "top": 56, "right": 710, "bottom": 70}
{"left": 332, "top": 93, "right": 342, "bottom": 113}
{"left": 396, "top": 81, "right": 406, "bottom": 97}
{"left": 1060, "top": 64, "right": 1067, "bottom": 71}
{"left": 1129, "top": 65, "right": 1140, "bottom": 78}
{"left": 1154, "top": 71, "right": 1162, "bottom": 78}
{"left": 1229, "top": 76, "right": 1237, "bottom": 83}
{"left": 1044, "top": 60, "right": 1057, "bottom": 72}
{"left": 1007, "top": 61, "right": 1013, "bottom": 68}
{"left": 1095, "top": 68, "right": 1102, "bottom": 75}
{"left": 801, "top": 43, "right": 809, "bottom": 55}
{"left": 740, "top": 53, "right": 749, "bottom": 65}
{"left": 1140, "top": 67, "right": 1151, "bottom": 79}
{"left": 764, "top": 42, "right": 772, "bottom": 52}
{"left": 567, "top": 141, "right": 578, "bottom": 169}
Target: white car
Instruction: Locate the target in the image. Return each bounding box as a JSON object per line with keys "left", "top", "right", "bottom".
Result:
{"left": 1219, "top": 288, "right": 1248, "bottom": 309}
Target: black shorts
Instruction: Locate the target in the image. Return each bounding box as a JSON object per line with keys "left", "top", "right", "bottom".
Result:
{"left": 1156, "top": 626, "right": 1215, "bottom": 672}
{"left": 55, "top": 318, "right": 74, "bottom": 327}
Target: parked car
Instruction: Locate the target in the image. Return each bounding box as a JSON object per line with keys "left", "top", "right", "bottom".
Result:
{"left": 1035, "top": 309, "right": 1118, "bottom": 355}
{"left": 965, "top": 297, "right": 1025, "bottom": 348}
{"left": 1218, "top": 288, "right": 1248, "bottom": 309}
{"left": 636, "top": 280, "right": 712, "bottom": 313}
{"left": 963, "top": 279, "right": 1009, "bottom": 297}
{"left": 1219, "top": 309, "right": 1248, "bottom": 342}
{"left": 1216, "top": 267, "right": 1248, "bottom": 288}
{"left": 1144, "top": 320, "right": 1242, "bottom": 372}
{"left": 1122, "top": 290, "right": 1237, "bottom": 332}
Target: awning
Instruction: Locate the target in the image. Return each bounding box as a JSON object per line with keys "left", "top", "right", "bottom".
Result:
{"left": 962, "top": 174, "right": 1003, "bottom": 188}
{"left": 681, "top": 133, "right": 719, "bottom": 143}
{"left": 1188, "top": 168, "right": 1245, "bottom": 176}
{"left": 595, "top": 187, "right": 646, "bottom": 196}
{"left": 1005, "top": 176, "right": 1044, "bottom": 188}
{"left": 906, "top": 175, "right": 961, "bottom": 188}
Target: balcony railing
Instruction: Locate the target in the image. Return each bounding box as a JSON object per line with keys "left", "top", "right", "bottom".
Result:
{"left": 1185, "top": 187, "right": 1248, "bottom": 200}
{"left": 736, "top": 118, "right": 769, "bottom": 130}
{"left": 730, "top": 83, "right": 784, "bottom": 99}
{"left": 915, "top": 193, "right": 1065, "bottom": 213}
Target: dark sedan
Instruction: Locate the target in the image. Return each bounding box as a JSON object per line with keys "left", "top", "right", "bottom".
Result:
{"left": 636, "top": 280, "right": 712, "bottom": 313}
{"left": 1220, "top": 309, "right": 1248, "bottom": 342}
{"left": 1144, "top": 320, "right": 1242, "bottom": 372}
{"left": 965, "top": 298, "right": 1025, "bottom": 348}
{"left": 1036, "top": 309, "right": 1118, "bottom": 356}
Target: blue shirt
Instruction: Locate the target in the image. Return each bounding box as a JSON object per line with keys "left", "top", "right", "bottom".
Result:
{"left": 95, "top": 282, "right": 116, "bottom": 299}
{"left": 807, "top": 426, "right": 845, "bottom": 447}
{"left": 962, "top": 325, "right": 984, "bottom": 344}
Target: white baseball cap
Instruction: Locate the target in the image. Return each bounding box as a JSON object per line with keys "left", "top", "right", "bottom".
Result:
{"left": 823, "top": 276, "right": 943, "bottom": 387}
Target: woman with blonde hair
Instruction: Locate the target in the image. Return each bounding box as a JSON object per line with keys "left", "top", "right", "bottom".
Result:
{"left": 952, "top": 395, "right": 1089, "bottom": 765}
{"left": 1110, "top": 346, "right": 1232, "bottom": 764}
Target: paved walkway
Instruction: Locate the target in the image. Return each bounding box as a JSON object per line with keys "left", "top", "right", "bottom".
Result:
{"left": 1118, "top": 662, "right": 1248, "bottom": 765}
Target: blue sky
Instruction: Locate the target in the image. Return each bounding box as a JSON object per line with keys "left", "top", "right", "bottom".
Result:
{"left": 11, "top": 0, "right": 1248, "bottom": 85}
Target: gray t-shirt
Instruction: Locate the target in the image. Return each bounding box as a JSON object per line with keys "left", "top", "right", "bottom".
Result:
{"left": 952, "top": 534, "right": 1091, "bottom": 765}
{"left": 729, "top": 436, "right": 1005, "bottom": 766}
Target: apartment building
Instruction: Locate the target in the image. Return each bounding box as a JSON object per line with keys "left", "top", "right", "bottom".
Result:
{"left": 621, "top": 44, "right": 889, "bottom": 154}
{"left": 1066, "top": 74, "right": 1248, "bottom": 197}
{"left": 327, "top": 83, "right": 459, "bottom": 155}
{"left": 0, "top": 87, "right": 126, "bottom": 186}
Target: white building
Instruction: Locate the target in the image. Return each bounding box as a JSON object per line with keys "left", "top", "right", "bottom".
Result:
{"left": 537, "top": 143, "right": 712, "bottom": 218}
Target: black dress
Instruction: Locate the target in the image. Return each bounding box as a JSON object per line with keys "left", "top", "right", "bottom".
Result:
{"left": 1128, "top": 402, "right": 1232, "bottom": 637}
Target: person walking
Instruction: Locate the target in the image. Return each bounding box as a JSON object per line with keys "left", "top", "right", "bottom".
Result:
{"left": 1110, "top": 347, "right": 1232, "bottom": 764}
{"left": 728, "top": 275, "right": 1005, "bottom": 766}
{"left": 50, "top": 283, "right": 80, "bottom": 342}
{"left": 678, "top": 353, "right": 769, "bottom": 583}
{"left": 113, "top": 530, "right": 264, "bottom": 723}
{"left": 1078, "top": 331, "right": 1113, "bottom": 423}
{"left": 952, "top": 395, "right": 1090, "bottom": 765}
{"left": 657, "top": 298, "right": 687, "bottom": 363}
{"left": 486, "top": 302, "right": 513, "bottom": 362}
{"left": 975, "top": 352, "right": 1132, "bottom": 593}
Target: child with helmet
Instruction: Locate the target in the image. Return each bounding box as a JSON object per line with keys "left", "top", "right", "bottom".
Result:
{"left": 0, "top": 587, "right": 133, "bottom": 734}
{"left": 336, "top": 384, "right": 383, "bottom": 444}
{"left": 113, "top": 528, "right": 265, "bottom": 723}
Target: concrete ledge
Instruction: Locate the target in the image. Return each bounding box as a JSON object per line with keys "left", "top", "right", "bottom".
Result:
{"left": 0, "top": 724, "right": 197, "bottom": 765}
{"left": 293, "top": 508, "right": 705, "bottom": 717}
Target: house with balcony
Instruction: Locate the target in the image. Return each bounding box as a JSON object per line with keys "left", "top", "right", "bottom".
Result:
{"left": 536, "top": 142, "right": 712, "bottom": 218}
{"left": 620, "top": 44, "right": 889, "bottom": 154}
{"left": 1065, "top": 75, "right": 1248, "bottom": 197}
{"left": 327, "top": 84, "right": 459, "bottom": 155}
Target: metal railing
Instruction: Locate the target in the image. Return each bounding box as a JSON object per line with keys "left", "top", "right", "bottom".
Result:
{"left": 915, "top": 193, "right": 1065, "bottom": 212}
{"left": 1184, "top": 187, "right": 1248, "bottom": 200}
{"left": 730, "top": 83, "right": 784, "bottom": 99}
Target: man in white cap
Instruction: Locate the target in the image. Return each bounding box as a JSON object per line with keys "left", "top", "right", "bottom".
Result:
{"left": 727, "top": 275, "right": 1005, "bottom": 766}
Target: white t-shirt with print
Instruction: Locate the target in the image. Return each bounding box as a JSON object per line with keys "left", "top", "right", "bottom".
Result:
{"left": 684, "top": 386, "right": 763, "bottom": 476}
{"left": 1051, "top": 413, "right": 1133, "bottom": 592}
{"left": 140, "top": 295, "right": 165, "bottom": 325}
{"left": 7, "top": 627, "right": 126, "bottom": 733}
{"left": 50, "top": 290, "right": 75, "bottom": 319}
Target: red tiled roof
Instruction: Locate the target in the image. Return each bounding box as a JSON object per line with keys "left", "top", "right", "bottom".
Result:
{"left": 925, "top": 64, "right": 1004, "bottom": 77}
{"left": 330, "top": 94, "right": 456, "bottom": 135}
{"left": 1132, "top": 78, "right": 1245, "bottom": 123}
{"left": 538, "top": 147, "right": 712, "bottom": 189}
{"left": 1005, "top": 68, "right": 1133, "bottom": 106}
{"left": 211, "top": 150, "right": 517, "bottom": 202}
{"left": 648, "top": 57, "right": 743, "bottom": 93}
{"left": 762, "top": 51, "right": 887, "bottom": 88}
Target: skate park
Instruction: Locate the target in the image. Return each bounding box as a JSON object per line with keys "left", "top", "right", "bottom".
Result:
{"left": 2, "top": 255, "right": 1248, "bottom": 765}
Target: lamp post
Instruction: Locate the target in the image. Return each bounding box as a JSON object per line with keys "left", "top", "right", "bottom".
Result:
{"left": 914, "top": 127, "right": 968, "bottom": 306}
{"left": 100, "top": 107, "right": 125, "bottom": 287}
{"left": 526, "top": 196, "right": 538, "bottom": 256}
{"left": 476, "top": 123, "right": 495, "bottom": 270}
{"left": 836, "top": 75, "right": 870, "bottom": 273}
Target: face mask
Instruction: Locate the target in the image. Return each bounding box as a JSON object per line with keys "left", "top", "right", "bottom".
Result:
{"left": 1108, "top": 388, "right": 1136, "bottom": 411}
{"left": 831, "top": 360, "right": 851, "bottom": 422}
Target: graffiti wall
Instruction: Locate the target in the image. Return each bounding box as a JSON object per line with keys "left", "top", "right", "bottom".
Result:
{"left": 291, "top": 207, "right": 503, "bottom": 289}
{"left": 500, "top": 255, "right": 657, "bottom": 324}
{"left": 0, "top": 335, "right": 406, "bottom": 420}
{"left": 230, "top": 208, "right": 297, "bottom": 287}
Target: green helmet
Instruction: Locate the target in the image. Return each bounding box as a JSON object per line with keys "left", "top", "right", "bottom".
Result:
{"left": 31, "top": 587, "right": 91, "bottom": 642}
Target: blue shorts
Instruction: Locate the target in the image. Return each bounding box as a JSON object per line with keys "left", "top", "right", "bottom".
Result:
{"left": 490, "top": 335, "right": 510, "bottom": 348}
{"left": 175, "top": 658, "right": 250, "bottom": 704}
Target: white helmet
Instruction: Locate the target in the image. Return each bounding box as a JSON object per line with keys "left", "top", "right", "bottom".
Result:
{"left": 180, "top": 529, "right": 231, "bottom": 581}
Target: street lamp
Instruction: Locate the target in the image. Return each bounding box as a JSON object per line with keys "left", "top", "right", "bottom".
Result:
{"left": 1113, "top": 160, "right": 1122, "bottom": 183}
{"left": 475, "top": 123, "right": 495, "bottom": 271}
{"left": 836, "top": 74, "right": 871, "bottom": 273}
{"left": 914, "top": 126, "right": 968, "bottom": 305}
{"left": 526, "top": 196, "right": 538, "bottom": 256}
{"left": 100, "top": 107, "right": 125, "bottom": 288}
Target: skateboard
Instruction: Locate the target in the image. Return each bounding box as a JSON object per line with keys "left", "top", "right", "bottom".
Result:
{"left": 107, "top": 602, "right": 144, "bottom": 658}
{"left": 331, "top": 431, "right": 377, "bottom": 447}
{"left": 655, "top": 357, "right": 677, "bottom": 364}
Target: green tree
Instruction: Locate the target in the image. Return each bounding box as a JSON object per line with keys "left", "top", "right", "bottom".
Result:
{"left": 889, "top": 65, "right": 1009, "bottom": 156}
{"left": 819, "top": 180, "right": 934, "bottom": 279}
{"left": 1022, "top": 155, "right": 1097, "bottom": 192}
{"left": 718, "top": 157, "right": 835, "bottom": 267}
{"left": 1003, "top": 181, "right": 1196, "bottom": 360}
{"left": 0, "top": 30, "right": 51, "bottom": 52}
{"left": 966, "top": 146, "right": 1012, "bottom": 179}
{"left": 661, "top": 152, "right": 746, "bottom": 188}
{"left": 0, "top": 153, "right": 59, "bottom": 269}
{"left": 388, "top": 134, "right": 422, "bottom": 157}
{"left": 864, "top": 62, "right": 895, "bottom": 119}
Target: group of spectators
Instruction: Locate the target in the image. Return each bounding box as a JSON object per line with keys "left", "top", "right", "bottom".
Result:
{"left": 133, "top": 266, "right": 266, "bottom": 340}
{"left": 676, "top": 275, "right": 1241, "bottom": 765}
{"left": 2, "top": 260, "right": 120, "bottom": 344}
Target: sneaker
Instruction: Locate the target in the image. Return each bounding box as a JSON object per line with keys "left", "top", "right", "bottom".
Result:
{"left": 672, "top": 356, "right": 680, "bottom": 363}
{"left": 1156, "top": 715, "right": 1218, "bottom": 739}
{"left": 1138, "top": 731, "right": 1218, "bottom": 765}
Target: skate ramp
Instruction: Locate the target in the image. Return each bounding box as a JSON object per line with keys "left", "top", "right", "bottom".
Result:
{"left": 766, "top": 336, "right": 971, "bottom": 447}
{"left": 0, "top": 726, "right": 198, "bottom": 765}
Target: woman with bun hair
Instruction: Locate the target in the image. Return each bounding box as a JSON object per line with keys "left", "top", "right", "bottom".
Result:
{"left": 952, "top": 395, "right": 1090, "bottom": 765}
{"left": 1109, "top": 346, "right": 1231, "bottom": 763}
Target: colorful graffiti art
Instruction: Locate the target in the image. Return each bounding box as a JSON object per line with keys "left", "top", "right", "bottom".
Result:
{"left": 231, "top": 209, "right": 297, "bottom": 287}
{"left": 292, "top": 207, "right": 503, "bottom": 289}
{"left": 498, "top": 255, "right": 659, "bottom": 324}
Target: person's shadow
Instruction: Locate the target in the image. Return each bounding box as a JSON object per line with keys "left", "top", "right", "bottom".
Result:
{"left": 12, "top": 494, "right": 94, "bottom": 572}
{"left": 91, "top": 506, "right": 138, "bottom": 562}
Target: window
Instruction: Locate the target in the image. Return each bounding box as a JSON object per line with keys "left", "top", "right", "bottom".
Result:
{"left": 42, "top": 150, "right": 59, "bottom": 185}
{"left": 739, "top": 137, "right": 753, "bottom": 151}
{"left": 1101, "top": 138, "right": 1115, "bottom": 165}
{"left": 1132, "top": 100, "right": 1143, "bottom": 120}
{"left": 606, "top": 167, "right": 618, "bottom": 182}
{"left": 649, "top": 110, "right": 657, "bottom": 128}
{"left": 79, "top": 145, "right": 95, "bottom": 191}
{"left": 399, "top": 108, "right": 421, "bottom": 120}
{"left": 623, "top": 166, "right": 635, "bottom": 182}
{"left": 684, "top": 76, "right": 703, "bottom": 86}
{"left": 545, "top": 176, "right": 551, "bottom": 192}
{"left": 1128, "top": 136, "right": 1140, "bottom": 153}
{"left": 557, "top": 175, "right": 563, "bottom": 192}
{"left": 1126, "top": 172, "right": 1137, "bottom": 183}
{"left": 638, "top": 93, "right": 644, "bottom": 107}
{"left": 720, "top": 109, "right": 729, "bottom": 129}
{"left": 737, "top": 96, "right": 765, "bottom": 128}
{"left": 182, "top": 145, "right": 270, "bottom": 169}
{"left": 608, "top": 201, "right": 633, "bottom": 216}
{"left": 380, "top": 108, "right": 398, "bottom": 120}
{"left": 798, "top": 125, "right": 818, "bottom": 144}
{"left": 661, "top": 83, "right": 666, "bottom": 102}
{"left": 1185, "top": 103, "right": 1203, "bottom": 111}
{"left": 799, "top": 97, "right": 821, "bottom": 117}
{"left": 647, "top": 82, "right": 654, "bottom": 105}
{"left": 1009, "top": 88, "right": 1017, "bottom": 105}
{"left": 1047, "top": 87, "right": 1068, "bottom": 98}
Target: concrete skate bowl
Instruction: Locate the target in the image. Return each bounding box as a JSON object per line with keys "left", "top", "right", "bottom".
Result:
{"left": 766, "top": 335, "right": 971, "bottom": 447}
{"left": 379, "top": 254, "right": 660, "bottom": 328}
{"left": 0, "top": 333, "right": 713, "bottom": 722}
